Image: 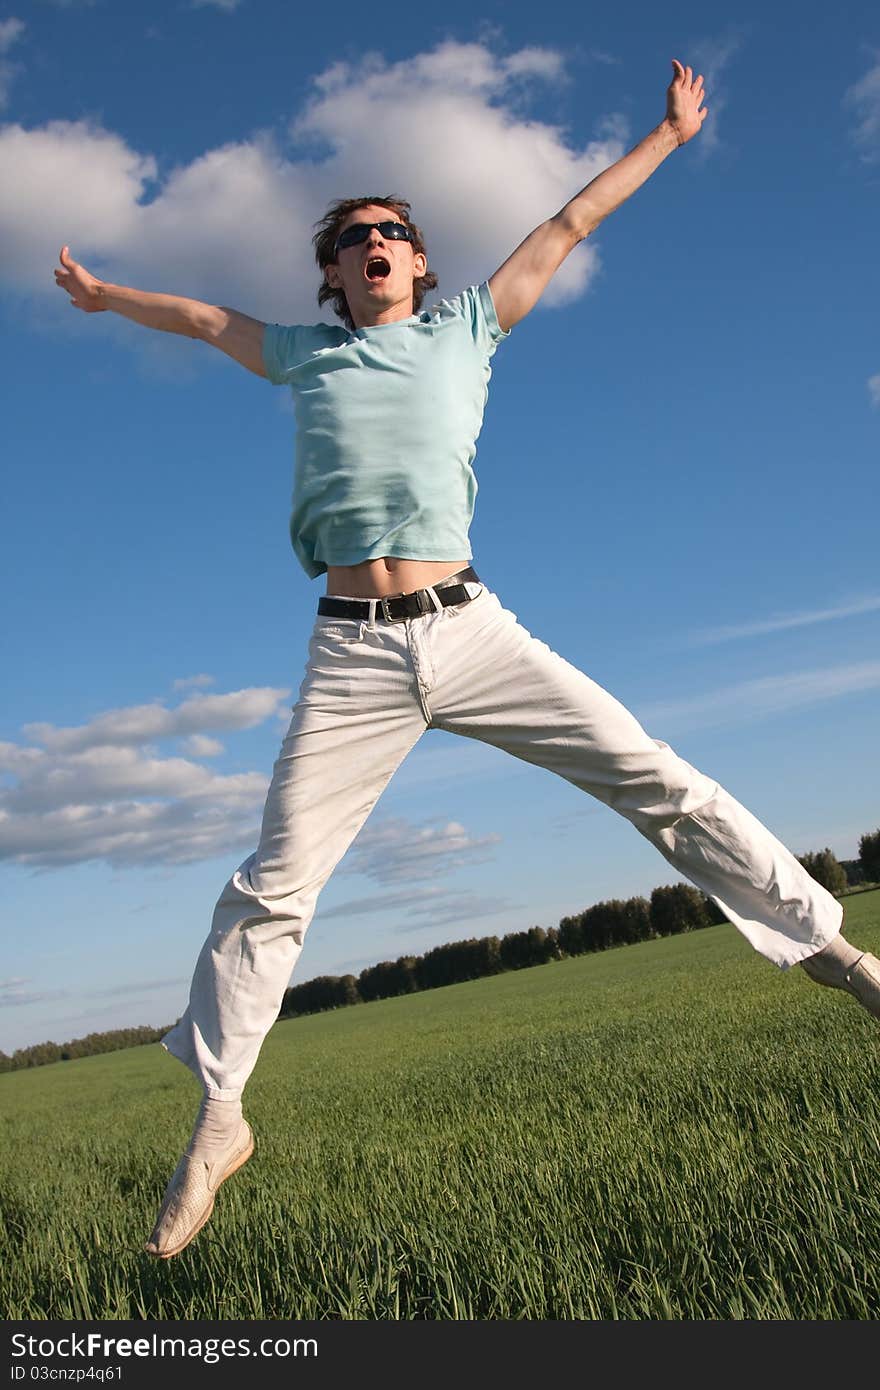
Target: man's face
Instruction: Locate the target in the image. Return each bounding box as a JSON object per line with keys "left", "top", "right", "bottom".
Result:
{"left": 324, "top": 204, "right": 428, "bottom": 326}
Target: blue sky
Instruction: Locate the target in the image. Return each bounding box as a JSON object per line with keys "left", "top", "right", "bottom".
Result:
{"left": 1, "top": 0, "right": 878, "bottom": 1054}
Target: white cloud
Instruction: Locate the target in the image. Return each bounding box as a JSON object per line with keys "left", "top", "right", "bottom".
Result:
{"left": 688, "top": 594, "right": 880, "bottom": 645}
{"left": 868, "top": 373, "right": 880, "bottom": 407}
{"left": 0, "top": 741, "right": 44, "bottom": 775}
{"left": 640, "top": 659, "right": 880, "bottom": 733}
{"left": 500, "top": 48, "right": 565, "bottom": 82}
{"left": 92, "top": 977, "right": 186, "bottom": 998}
{"left": 0, "top": 978, "right": 66, "bottom": 1009}
{"left": 341, "top": 815, "right": 501, "bottom": 885}
{"left": 6, "top": 747, "right": 266, "bottom": 814}
{"left": 293, "top": 43, "right": 622, "bottom": 307}
{"left": 24, "top": 686, "right": 289, "bottom": 751}
{"left": 0, "top": 18, "right": 24, "bottom": 51}
{"left": 0, "top": 790, "right": 265, "bottom": 868}
{"left": 181, "top": 734, "right": 224, "bottom": 757}
{"left": 319, "top": 883, "right": 513, "bottom": 929}
{"left": 390, "top": 733, "right": 531, "bottom": 793}
{"left": 845, "top": 56, "right": 880, "bottom": 157}
{"left": 172, "top": 673, "right": 216, "bottom": 691}
{"left": 0, "top": 16, "right": 24, "bottom": 110}
{"left": 0, "top": 40, "right": 625, "bottom": 323}
{"left": 0, "top": 121, "right": 158, "bottom": 285}
{"left": 686, "top": 33, "right": 742, "bottom": 156}
{"left": 0, "top": 686, "right": 290, "bottom": 867}
{"left": 394, "top": 893, "right": 512, "bottom": 930}
{"left": 0, "top": 709, "right": 504, "bottom": 874}
{"left": 318, "top": 888, "right": 428, "bottom": 920}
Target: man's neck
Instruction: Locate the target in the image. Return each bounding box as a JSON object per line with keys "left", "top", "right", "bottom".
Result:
{"left": 349, "top": 296, "right": 416, "bottom": 329}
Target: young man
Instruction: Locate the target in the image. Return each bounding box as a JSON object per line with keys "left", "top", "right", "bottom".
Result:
{"left": 56, "top": 60, "right": 880, "bottom": 1260}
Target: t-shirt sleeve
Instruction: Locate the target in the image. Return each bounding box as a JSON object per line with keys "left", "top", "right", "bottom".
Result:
{"left": 476, "top": 281, "right": 511, "bottom": 349}
{"left": 443, "top": 282, "right": 511, "bottom": 356}
{"left": 262, "top": 323, "right": 306, "bottom": 385}
{"left": 263, "top": 322, "right": 346, "bottom": 384}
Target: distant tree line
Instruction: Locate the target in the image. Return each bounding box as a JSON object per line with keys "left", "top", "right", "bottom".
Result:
{"left": 797, "top": 831, "right": 880, "bottom": 896}
{"left": 4, "top": 831, "right": 878, "bottom": 1074}
{"left": 277, "top": 837, "right": 878, "bottom": 1021}
{"left": 277, "top": 884, "right": 725, "bottom": 1019}
{"left": 0, "top": 1025, "right": 168, "bottom": 1075}
{"left": 839, "top": 827, "right": 880, "bottom": 890}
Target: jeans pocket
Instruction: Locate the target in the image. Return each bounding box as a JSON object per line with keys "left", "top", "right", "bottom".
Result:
{"left": 311, "top": 619, "right": 366, "bottom": 645}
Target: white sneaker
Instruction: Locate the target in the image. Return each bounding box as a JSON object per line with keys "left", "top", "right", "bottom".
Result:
{"left": 804, "top": 950, "right": 880, "bottom": 1022}
{"left": 144, "top": 1120, "right": 254, "bottom": 1259}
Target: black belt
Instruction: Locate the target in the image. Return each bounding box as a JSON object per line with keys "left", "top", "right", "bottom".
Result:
{"left": 317, "top": 567, "right": 481, "bottom": 623}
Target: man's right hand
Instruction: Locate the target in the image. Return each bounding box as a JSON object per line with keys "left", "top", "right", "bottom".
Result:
{"left": 54, "top": 246, "right": 105, "bottom": 311}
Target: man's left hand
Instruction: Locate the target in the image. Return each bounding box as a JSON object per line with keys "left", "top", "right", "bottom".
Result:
{"left": 666, "top": 59, "right": 708, "bottom": 145}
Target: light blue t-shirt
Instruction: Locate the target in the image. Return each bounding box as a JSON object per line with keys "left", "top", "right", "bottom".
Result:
{"left": 262, "top": 281, "right": 510, "bottom": 578}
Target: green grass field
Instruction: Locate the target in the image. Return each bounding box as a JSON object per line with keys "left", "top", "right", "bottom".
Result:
{"left": 3, "top": 891, "right": 880, "bottom": 1321}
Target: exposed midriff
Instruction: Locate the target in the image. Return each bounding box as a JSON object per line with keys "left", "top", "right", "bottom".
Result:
{"left": 325, "top": 556, "right": 469, "bottom": 599}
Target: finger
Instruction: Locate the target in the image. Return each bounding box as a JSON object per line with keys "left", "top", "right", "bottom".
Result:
{"left": 685, "top": 65, "right": 693, "bottom": 85}
{"left": 671, "top": 58, "right": 684, "bottom": 81}
{"left": 700, "top": 105, "right": 709, "bottom": 120}
{"left": 694, "top": 77, "right": 704, "bottom": 98}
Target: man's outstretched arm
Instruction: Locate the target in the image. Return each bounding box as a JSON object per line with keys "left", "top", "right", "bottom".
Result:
{"left": 53, "top": 246, "right": 268, "bottom": 378}
{"left": 488, "top": 60, "right": 707, "bottom": 333}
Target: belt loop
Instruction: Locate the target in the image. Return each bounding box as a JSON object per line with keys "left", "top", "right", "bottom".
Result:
{"left": 367, "top": 598, "right": 377, "bottom": 630}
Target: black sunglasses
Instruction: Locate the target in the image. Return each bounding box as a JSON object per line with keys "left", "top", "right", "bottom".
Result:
{"left": 334, "top": 220, "right": 416, "bottom": 255}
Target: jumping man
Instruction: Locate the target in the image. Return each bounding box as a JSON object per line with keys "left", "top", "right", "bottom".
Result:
{"left": 54, "top": 59, "right": 880, "bottom": 1259}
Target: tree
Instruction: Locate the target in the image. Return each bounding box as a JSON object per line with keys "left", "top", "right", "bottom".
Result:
{"left": 358, "top": 957, "right": 417, "bottom": 1002}
{"left": 617, "top": 895, "right": 653, "bottom": 943}
{"left": 797, "top": 848, "right": 847, "bottom": 897}
{"left": 581, "top": 900, "right": 633, "bottom": 951}
{"left": 500, "top": 926, "right": 558, "bottom": 970}
{"left": 557, "top": 914, "right": 585, "bottom": 957}
{"left": 470, "top": 936, "right": 503, "bottom": 978}
{"left": 859, "top": 829, "right": 880, "bottom": 885}
{"left": 499, "top": 929, "right": 529, "bottom": 971}
{"left": 839, "top": 859, "right": 865, "bottom": 887}
{"left": 414, "top": 935, "right": 503, "bottom": 990}
{"left": 701, "top": 894, "right": 729, "bottom": 925}
{"left": 545, "top": 927, "right": 562, "bottom": 960}
{"left": 279, "top": 974, "right": 361, "bottom": 1017}
{"left": 580, "top": 901, "right": 617, "bottom": 952}
{"left": 649, "top": 883, "right": 711, "bottom": 937}
{"left": 337, "top": 974, "right": 362, "bottom": 1007}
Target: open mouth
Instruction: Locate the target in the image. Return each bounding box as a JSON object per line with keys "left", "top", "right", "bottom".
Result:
{"left": 365, "top": 256, "right": 391, "bottom": 281}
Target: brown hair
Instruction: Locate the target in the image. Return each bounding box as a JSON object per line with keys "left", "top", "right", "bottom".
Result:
{"left": 313, "top": 195, "right": 438, "bottom": 330}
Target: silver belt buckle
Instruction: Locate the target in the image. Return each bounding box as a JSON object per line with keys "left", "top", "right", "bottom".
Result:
{"left": 380, "top": 593, "right": 406, "bottom": 622}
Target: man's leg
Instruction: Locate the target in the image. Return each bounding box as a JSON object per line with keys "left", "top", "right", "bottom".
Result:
{"left": 429, "top": 589, "right": 876, "bottom": 1003}
{"left": 146, "top": 617, "right": 426, "bottom": 1256}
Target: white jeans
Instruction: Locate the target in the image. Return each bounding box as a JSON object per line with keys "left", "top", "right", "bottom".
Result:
{"left": 163, "top": 585, "right": 843, "bottom": 1099}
